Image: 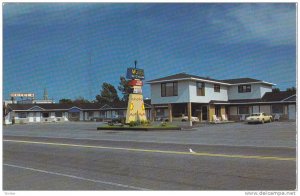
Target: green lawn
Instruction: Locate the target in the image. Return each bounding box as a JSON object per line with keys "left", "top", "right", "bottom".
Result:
{"left": 97, "top": 123, "right": 181, "bottom": 130}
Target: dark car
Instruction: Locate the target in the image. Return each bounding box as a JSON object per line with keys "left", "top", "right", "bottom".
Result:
{"left": 108, "top": 115, "right": 125, "bottom": 125}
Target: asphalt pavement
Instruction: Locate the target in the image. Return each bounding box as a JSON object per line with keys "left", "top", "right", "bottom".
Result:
{"left": 3, "top": 121, "right": 296, "bottom": 148}
{"left": 2, "top": 122, "right": 297, "bottom": 190}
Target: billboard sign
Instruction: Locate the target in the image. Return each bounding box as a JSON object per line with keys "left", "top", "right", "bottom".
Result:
{"left": 128, "top": 80, "right": 143, "bottom": 86}
{"left": 10, "top": 93, "right": 35, "bottom": 98}
{"left": 128, "top": 87, "right": 142, "bottom": 94}
{"left": 126, "top": 68, "right": 145, "bottom": 80}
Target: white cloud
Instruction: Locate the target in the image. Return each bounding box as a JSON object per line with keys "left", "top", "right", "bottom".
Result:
{"left": 3, "top": 3, "right": 135, "bottom": 26}
{"left": 208, "top": 4, "right": 296, "bottom": 46}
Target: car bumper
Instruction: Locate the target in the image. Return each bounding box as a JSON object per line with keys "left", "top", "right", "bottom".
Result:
{"left": 246, "top": 119, "right": 261, "bottom": 123}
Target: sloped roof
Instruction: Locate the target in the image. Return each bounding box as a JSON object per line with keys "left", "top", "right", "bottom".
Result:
{"left": 220, "top": 78, "right": 261, "bottom": 84}
{"left": 7, "top": 100, "right": 152, "bottom": 111}
{"left": 147, "top": 73, "right": 222, "bottom": 84}
{"left": 147, "top": 73, "right": 274, "bottom": 85}
{"left": 262, "top": 91, "right": 296, "bottom": 102}
{"left": 284, "top": 95, "right": 296, "bottom": 101}
{"left": 211, "top": 91, "right": 296, "bottom": 105}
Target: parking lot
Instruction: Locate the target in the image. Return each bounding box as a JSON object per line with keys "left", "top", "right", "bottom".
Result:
{"left": 3, "top": 121, "right": 296, "bottom": 148}
{"left": 3, "top": 121, "right": 296, "bottom": 190}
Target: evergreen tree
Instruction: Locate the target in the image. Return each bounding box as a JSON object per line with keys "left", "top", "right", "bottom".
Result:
{"left": 286, "top": 87, "right": 296, "bottom": 93}
{"left": 59, "top": 98, "right": 73, "bottom": 104}
{"left": 272, "top": 88, "right": 280, "bottom": 93}
{"left": 96, "top": 83, "right": 120, "bottom": 105}
{"left": 73, "top": 96, "right": 90, "bottom": 104}
{"left": 118, "top": 76, "right": 130, "bottom": 103}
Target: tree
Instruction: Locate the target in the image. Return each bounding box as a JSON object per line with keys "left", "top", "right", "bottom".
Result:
{"left": 286, "top": 87, "right": 296, "bottom": 93}
{"left": 95, "top": 83, "right": 120, "bottom": 105}
{"left": 73, "top": 96, "right": 90, "bottom": 104}
{"left": 272, "top": 88, "right": 280, "bottom": 93}
{"left": 59, "top": 98, "right": 73, "bottom": 104}
{"left": 118, "top": 76, "right": 131, "bottom": 103}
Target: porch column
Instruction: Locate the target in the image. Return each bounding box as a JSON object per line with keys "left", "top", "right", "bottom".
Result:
{"left": 221, "top": 106, "right": 226, "bottom": 118}
{"left": 168, "top": 103, "right": 173, "bottom": 122}
{"left": 187, "top": 102, "right": 192, "bottom": 126}
{"left": 198, "top": 107, "right": 202, "bottom": 122}
{"left": 151, "top": 105, "right": 156, "bottom": 122}
{"left": 209, "top": 105, "right": 215, "bottom": 122}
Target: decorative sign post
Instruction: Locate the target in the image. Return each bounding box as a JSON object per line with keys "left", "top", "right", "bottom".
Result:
{"left": 125, "top": 64, "right": 147, "bottom": 124}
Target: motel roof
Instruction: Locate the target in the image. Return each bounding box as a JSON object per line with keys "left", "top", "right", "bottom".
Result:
{"left": 261, "top": 91, "right": 296, "bottom": 102}
{"left": 147, "top": 73, "right": 275, "bottom": 86}
{"left": 147, "top": 73, "right": 222, "bottom": 84}
{"left": 7, "top": 101, "right": 152, "bottom": 112}
{"left": 210, "top": 91, "right": 296, "bottom": 105}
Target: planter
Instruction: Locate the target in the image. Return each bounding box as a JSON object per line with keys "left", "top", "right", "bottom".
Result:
{"left": 97, "top": 126, "right": 181, "bottom": 131}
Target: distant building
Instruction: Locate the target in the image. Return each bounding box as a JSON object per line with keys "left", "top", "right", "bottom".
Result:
{"left": 6, "top": 89, "right": 55, "bottom": 104}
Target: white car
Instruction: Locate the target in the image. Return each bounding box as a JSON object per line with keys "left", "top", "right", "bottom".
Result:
{"left": 181, "top": 116, "right": 200, "bottom": 122}
{"left": 246, "top": 113, "right": 273, "bottom": 124}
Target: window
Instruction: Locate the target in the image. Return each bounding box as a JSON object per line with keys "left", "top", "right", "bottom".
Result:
{"left": 238, "top": 106, "right": 249, "bottom": 114}
{"left": 156, "top": 109, "right": 165, "bottom": 117}
{"left": 197, "top": 82, "right": 205, "bottom": 96}
{"left": 100, "top": 111, "right": 105, "bottom": 117}
{"left": 161, "top": 82, "right": 178, "bottom": 97}
{"left": 238, "top": 85, "right": 251, "bottom": 93}
{"left": 214, "top": 84, "right": 220, "bottom": 92}
{"left": 55, "top": 112, "right": 63, "bottom": 117}
{"left": 272, "top": 104, "right": 284, "bottom": 114}
{"left": 88, "top": 111, "right": 94, "bottom": 117}
{"left": 18, "top": 112, "right": 27, "bottom": 118}
{"left": 70, "top": 112, "right": 79, "bottom": 118}
{"left": 42, "top": 112, "right": 49, "bottom": 118}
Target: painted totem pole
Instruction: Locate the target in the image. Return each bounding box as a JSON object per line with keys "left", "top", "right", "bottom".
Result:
{"left": 125, "top": 63, "right": 147, "bottom": 124}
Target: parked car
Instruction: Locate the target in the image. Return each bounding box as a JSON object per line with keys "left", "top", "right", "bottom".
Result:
{"left": 181, "top": 116, "right": 200, "bottom": 122}
{"left": 155, "top": 116, "right": 169, "bottom": 122}
{"left": 108, "top": 115, "right": 125, "bottom": 125}
{"left": 246, "top": 113, "right": 273, "bottom": 124}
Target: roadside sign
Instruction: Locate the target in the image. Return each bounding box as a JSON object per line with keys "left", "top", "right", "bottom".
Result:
{"left": 126, "top": 68, "right": 145, "bottom": 80}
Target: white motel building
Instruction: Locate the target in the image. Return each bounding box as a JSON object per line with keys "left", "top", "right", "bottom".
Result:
{"left": 147, "top": 73, "right": 296, "bottom": 122}
{"left": 4, "top": 73, "right": 296, "bottom": 124}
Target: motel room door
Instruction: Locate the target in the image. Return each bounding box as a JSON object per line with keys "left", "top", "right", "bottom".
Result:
{"left": 201, "top": 106, "right": 208, "bottom": 121}
{"left": 288, "top": 104, "right": 296, "bottom": 120}
{"left": 253, "top": 106, "right": 260, "bottom": 114}
{"left": 68, "top": 108, "right": 81, "bottom": 121}
{"left": 215, "top": 106, "right": 221, "bottom": 118}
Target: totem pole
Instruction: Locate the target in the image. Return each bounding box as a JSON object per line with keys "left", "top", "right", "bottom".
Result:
{"left": 125, "top": 61, "right": 147, "bottom": 124}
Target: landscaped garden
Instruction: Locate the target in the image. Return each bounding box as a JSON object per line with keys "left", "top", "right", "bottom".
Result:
{"left": 97, "top": 120, "right": 181, "bottom": 131}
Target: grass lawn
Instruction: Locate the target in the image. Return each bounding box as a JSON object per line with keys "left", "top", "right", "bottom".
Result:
{"left": 97, "top": 123, "right": 181, "bottom": 131}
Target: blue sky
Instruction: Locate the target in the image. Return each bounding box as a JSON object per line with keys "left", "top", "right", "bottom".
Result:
{"left": 3, "top": 3, "right": 296, "bottom": 101}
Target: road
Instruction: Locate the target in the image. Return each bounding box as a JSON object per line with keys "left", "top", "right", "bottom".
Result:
{"left": 3, "top": 121, "right": 296, "bottom": 148}
{"left": 3, "top": 135, "right": 296, "bottom": 190}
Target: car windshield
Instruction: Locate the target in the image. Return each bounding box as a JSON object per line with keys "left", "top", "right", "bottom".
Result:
{"left": 251, "top": 113, "right": 260, "bottom": 116}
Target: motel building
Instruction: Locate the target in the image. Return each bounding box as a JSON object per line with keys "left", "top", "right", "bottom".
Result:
{"left": 3, "top": 73, "right": 296, "bottom": 125}
{"left": 4, "top": 102, "right": 152, "bottom": 125}
{"left": 147, "top": 73, "right": 296, "bottom": 123}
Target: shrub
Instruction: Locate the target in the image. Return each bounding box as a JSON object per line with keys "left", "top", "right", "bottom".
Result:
{"left": 160, "top": 122, "right": 167, "bottom": 127}
{"left": 129, "top": 121, "right": 139, "bottom": 127}
{"left": 120, "top": 117, "right": 126, "bottom": 125}
{"left": 141, "top": 120, "right": 150, "bottom": 126}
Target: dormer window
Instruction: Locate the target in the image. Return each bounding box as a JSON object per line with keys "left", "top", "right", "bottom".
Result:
{"left": 238, "top": 85, "right": 251, "bottom": 93}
